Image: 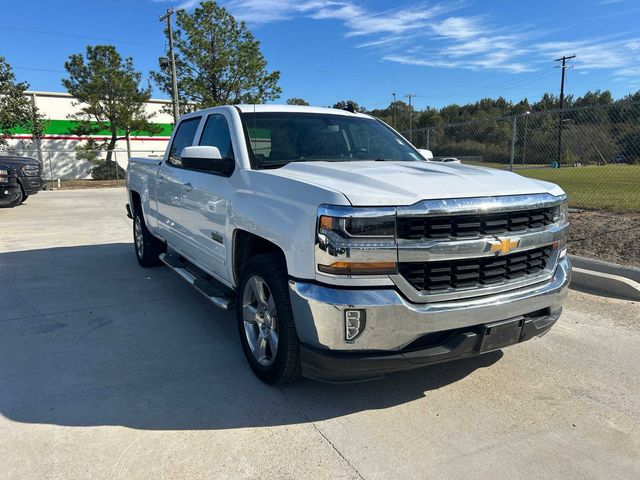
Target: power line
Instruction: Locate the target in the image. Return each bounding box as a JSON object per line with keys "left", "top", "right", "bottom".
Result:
{"left": 13, "top": 66, "right": 64, "bottom": 73}
{"left": 0, "top": 24, "right": 157, "bottom": 48}
{"left": 421, "top": 70, "right": 557, "bottom": 100}
{"left": 365, "top": 70, "right": 557, "bottom": 110}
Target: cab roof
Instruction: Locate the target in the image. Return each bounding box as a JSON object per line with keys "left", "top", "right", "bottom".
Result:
{"left": 186, "top": 104, "right": 373, "bottom": 119}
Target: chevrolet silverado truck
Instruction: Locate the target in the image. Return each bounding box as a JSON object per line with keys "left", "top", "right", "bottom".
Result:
{"left": 126, "top": 105, "right": 571, "bottom": 384}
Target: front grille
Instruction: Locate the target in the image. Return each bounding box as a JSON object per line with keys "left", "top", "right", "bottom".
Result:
{"left": 398, "top": 245, "right": 552, "bottom": 293}
{"left": 397, "top": 207, "right": 556, "bottom": 240}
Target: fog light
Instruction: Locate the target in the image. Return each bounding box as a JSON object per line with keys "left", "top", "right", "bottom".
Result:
{"left": 345, "top": 309, "right": 366, "bottom": 342}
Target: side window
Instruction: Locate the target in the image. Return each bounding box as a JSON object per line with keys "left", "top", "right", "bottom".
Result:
{"left": 199, "top": 114, "right": 233, "bottom": 159}
{"left": 168, "top": 117, "right": 201, "bottom": 166}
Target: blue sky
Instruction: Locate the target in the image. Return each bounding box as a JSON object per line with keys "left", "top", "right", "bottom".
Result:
{"left": 2, "top": 0, "right": 639, "bottom": 109}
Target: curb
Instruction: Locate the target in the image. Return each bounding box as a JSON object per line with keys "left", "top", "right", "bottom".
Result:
{"left": 569, "top": 255, "right": 640, "bottom": 301}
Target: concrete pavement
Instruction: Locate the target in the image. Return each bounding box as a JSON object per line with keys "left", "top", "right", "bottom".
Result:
{"left": 0, "top": 189, "right": 638, "bottom": 479}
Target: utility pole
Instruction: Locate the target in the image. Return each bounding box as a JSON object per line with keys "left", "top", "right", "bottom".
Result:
{"left": 554, "top": 54, "right": 575, "bottom": 168}
{"left": 160, "top": 8, "right": 180, "bottom": 124}
{"left": 392, "top": 93, "right": 397, "bottom": 129}
{"left": 405, "top": 94, "right": 417, "bottom": 143}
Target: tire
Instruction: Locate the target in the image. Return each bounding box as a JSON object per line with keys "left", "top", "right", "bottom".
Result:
{"left": 236, "top": 253, "right": 301, "bottom": 384}
{"left": 7, "top": 188, "right": 23, "bottom": 208}
{"left": 21, "top": 193, "right": 28, "bottom": 204}
{"left": 133, "top": 209, "right": 164, "bottom": 267}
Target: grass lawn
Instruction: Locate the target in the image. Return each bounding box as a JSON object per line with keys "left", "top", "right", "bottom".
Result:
{"left": 516, "top": 164, "right": 640, "bottom": 212}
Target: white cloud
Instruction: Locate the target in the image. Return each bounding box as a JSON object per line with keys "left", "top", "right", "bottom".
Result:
{"left": 155, "top": 0, "right": 640, "bottom": 79}
{"left": 431, "top": 16, "right": 482, "bottom": 40}
{"left": 535, "top": 36, "right": 640, "bottom": 71}
{"left": 152, "top": 0, "right": 200, "bottom": 10}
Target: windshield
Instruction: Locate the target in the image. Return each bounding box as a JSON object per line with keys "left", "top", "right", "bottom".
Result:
{"left": 241, "top": 112, "right": 422, "bottom": 168}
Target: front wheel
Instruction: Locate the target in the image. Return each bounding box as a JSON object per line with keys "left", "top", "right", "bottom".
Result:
{"left": 237, "top": 254, "right": 301, "bottom": 384}
{"left": 7, "top": 188, "right": 23, "bottom": 208}
{"left": 133, "top": 210, "right": 164, "bottom": 267}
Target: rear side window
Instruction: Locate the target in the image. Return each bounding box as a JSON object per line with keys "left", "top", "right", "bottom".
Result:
{"left": 199, "top": 114, "right": 233, "bottom": 159}
{"left": 168, "top": 117, "right": 201, "bottom": 166}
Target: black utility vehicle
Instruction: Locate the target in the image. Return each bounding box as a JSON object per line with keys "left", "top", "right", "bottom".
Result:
{"left": 0, "top": 156, "right": 45, "bottom": 205}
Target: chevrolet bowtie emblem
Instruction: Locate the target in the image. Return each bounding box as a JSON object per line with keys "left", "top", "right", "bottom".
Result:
{"left": 489, "top": 237, "right": 520, "bottom": 255}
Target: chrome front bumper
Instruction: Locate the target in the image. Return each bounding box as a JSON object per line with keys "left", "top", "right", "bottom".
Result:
{"left": 289, "top": 256, "right": 571, "bottom": 352}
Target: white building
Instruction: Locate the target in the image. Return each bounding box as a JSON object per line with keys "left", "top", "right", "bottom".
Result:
{"left": 5, "top": 91, "right": 173, "bottom": 179}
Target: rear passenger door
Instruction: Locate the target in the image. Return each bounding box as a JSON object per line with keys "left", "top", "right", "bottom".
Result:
{"left": 180, "top": 112, "right": 236, "bottom": 282}
{"left": 156, "top": 116, "right": 201, "bottom": 251}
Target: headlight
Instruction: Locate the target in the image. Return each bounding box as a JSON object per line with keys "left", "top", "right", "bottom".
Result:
{"left": 0, "top": 169, "right": 8, "bottom": 183}
{"left": 318, "top": 215, "right": 395, "bottom": 238}
{"left": 316, "top": 205, "right": 397, "bottom": 276}
{"left": 557, "top": 198, "right": 569, "bottom": 225}
{"left": 554, "top": 196, "right": 569, "bottom": 257}
{"left": 21, "top": 164, "right": 40, "bottom": 176}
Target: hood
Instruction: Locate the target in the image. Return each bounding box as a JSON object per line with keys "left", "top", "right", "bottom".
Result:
{"left": 261, "top": 161, "right": 564, "bottom": 206}
{"left": 0, "top": 156, "right": 41, "bottom": 167}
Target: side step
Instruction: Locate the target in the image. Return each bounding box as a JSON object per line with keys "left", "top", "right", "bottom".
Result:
{"left": 159, "top": 253, "right": 236, "bottom": 310}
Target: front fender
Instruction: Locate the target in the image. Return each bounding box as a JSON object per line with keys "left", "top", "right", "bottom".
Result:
{"left": 229, "top": 170, "right": 349, "bottom": 282}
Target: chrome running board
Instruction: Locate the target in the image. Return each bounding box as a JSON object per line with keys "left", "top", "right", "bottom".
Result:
{"left": 159, "top": 253, "right": 235, "bottom": 310}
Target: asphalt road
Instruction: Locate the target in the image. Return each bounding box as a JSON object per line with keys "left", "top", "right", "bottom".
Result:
{"left": 1, "top": 189, "right": 638, "bottom": 480}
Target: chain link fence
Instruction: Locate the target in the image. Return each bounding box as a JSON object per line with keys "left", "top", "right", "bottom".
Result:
{"left": 1, "top": 148, "right": 166, "bottom": 188}
{"left": 407, "top": 101, "right": 640, "bottom": 213}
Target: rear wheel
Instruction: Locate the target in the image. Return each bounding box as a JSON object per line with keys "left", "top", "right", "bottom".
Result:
{"left": 237, "top": 254, "right": 301, "bottom": 384}
{"left": 133, "top": 210, "right": 164, "bottom": 267}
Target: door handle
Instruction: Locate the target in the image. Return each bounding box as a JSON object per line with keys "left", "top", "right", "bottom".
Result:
{"left": 183, "top": 182, "right": 193, "bottom": 192}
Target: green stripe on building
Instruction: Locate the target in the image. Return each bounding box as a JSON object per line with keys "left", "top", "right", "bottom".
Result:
{"left": 10, "top": 119, "right": 173, "bottom": 137}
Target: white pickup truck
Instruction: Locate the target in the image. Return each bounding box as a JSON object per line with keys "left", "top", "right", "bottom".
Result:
{"left": 126, "top": 105, "right": 571, "bottom": 384}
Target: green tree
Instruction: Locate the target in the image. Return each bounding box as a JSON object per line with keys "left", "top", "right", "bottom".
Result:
{"left": 286, "top": 97, "right": 309, "bottom": 106}
{"left": 151, "top": 1, "right": 281, "bottom": 108}
{"left": 62, "top": 45, "right": 158, "bottom": 167}
{"left": 332, "top": 100, "right": 365, "bottom": 112}
{"left": 0, "top": 56, "right": 46, "bottom": 148}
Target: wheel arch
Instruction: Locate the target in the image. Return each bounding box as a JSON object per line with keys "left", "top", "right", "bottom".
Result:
{"left": 233, "top": 230, "right": 287, "bottom": 285}
{"left": 129, "top": 189, "right": 143, "bottom": 214}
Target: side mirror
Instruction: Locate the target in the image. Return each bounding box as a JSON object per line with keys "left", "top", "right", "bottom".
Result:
{"left": 180, "top": 146, "right": 235, "bottom": 176}
{"left": 418, "top": 149, "right": 433, "bottom": 161}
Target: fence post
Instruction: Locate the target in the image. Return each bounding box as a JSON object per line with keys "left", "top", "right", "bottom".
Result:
{"left": 509, "top": 116, "right": 517, "bottom": 172}
{"left": 47, "top": 151, "right": 54, "bottom": 190}
{"left": 114, "top": 150, "right": 120, "bottom": 187}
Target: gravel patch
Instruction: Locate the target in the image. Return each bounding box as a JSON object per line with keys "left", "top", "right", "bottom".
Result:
{"left": 569, "top": 210, "right": 640, "bottom": 267}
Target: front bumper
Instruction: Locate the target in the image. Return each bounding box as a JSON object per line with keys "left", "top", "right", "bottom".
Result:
{"left": 301, "top": 308, "right": 561, "bottom": 381}
{"left": 289, "top": 256, "right": 571, "bottom": 381}
{"left": 0, "top": 184, "right": 21, "bottom": 205}
{"left": 19, "top": 176, "right": 45, "bottom": 195}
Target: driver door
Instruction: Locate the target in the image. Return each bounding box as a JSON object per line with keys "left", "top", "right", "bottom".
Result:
{"left": 156, "top": 116, "right": 201, "bottom": 251}
{"left": 180, "top": 112, "right": 236, "bottom": 281}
